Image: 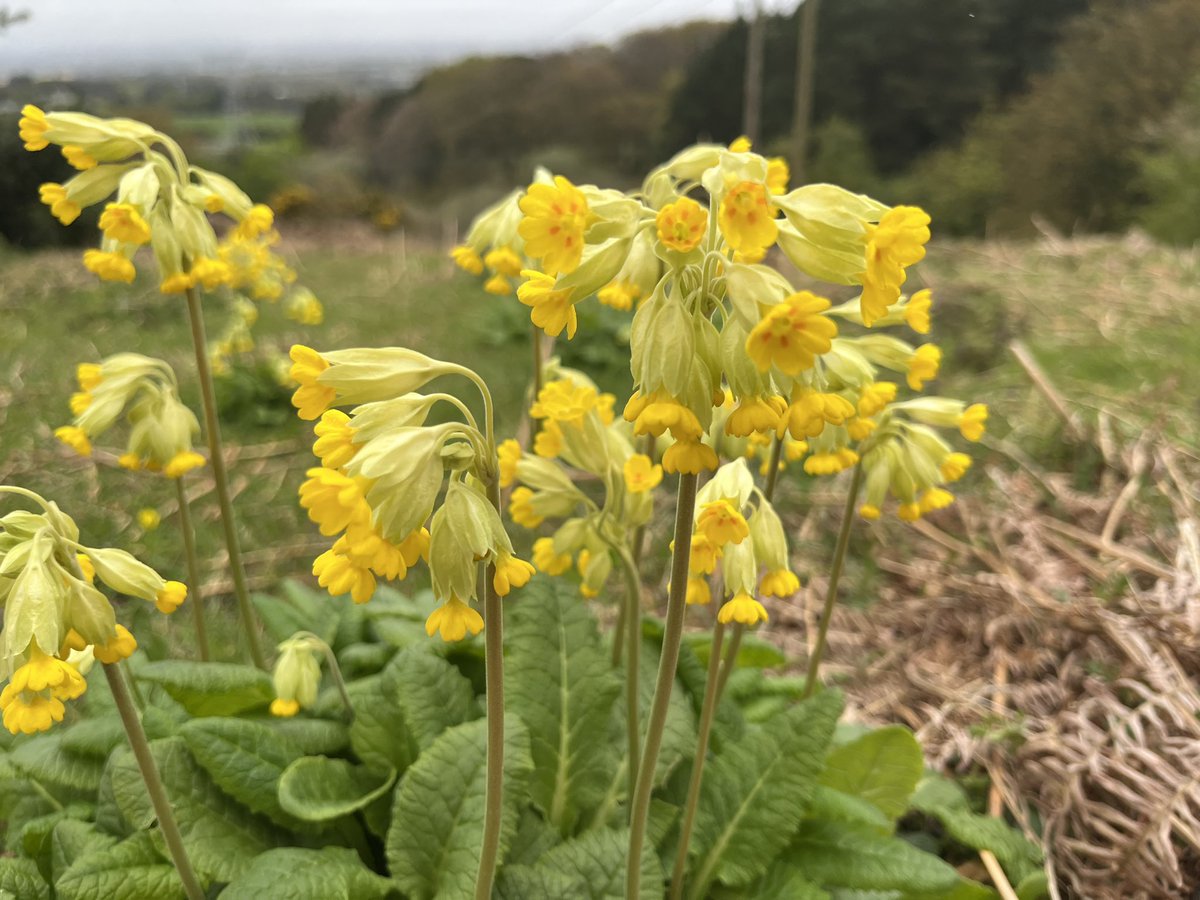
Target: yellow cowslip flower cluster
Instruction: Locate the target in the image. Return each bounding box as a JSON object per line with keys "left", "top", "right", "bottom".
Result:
{"left": 289, "top": 344, "right": 535, "bottom": 640}
{"left": 853, "top": 397, "right": 987, "bottom": 522}
{"left": 19, "top": 105, "right": 271, "bottom": 293}
{"left": 55, "top": 353, "right": 206, "bottom": 479}
{"left": 487, "top": 137, "right": 963, "bottom": 478}
{"left": 0, "top": 486, "right": 184, "bottom": 734}
{"left": 504, "top": 365, "right": 655, "bottom": 598}
{"left": 678, "top": 460, "right": 799, "bottom": 625}
{"left": 19, "top": 107, "right": 324, "bottom": 376}
{"left": 451, "top": 170, "right": 662, "bottom": 314}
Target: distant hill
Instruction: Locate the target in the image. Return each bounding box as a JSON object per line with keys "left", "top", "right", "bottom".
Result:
{"left": 303, "top": 23, "right": 725, "bottom": 197}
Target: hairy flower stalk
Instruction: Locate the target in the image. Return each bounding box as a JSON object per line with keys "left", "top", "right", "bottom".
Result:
{"left": 475, "top": 471, "right": 505, "bottom": 900}
{"left": 627, "top": 471, "right": 698, "bottom": 898}
{"left": 174, "top": 478, "right": 209, "bottom": 661}
{"left": 185, "top": 285, "right": 266, "bottom": 669}
{"left": 615, "top": 546, "right": 643, "bottom": 805}
{"left": 104, "top": 662, "right": 205, "bottom": 900}
{"left": 804, "top": 461, "right": 863, "bottom": 698}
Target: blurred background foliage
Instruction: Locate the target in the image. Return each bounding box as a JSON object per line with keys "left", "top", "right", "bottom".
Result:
{"left": 3, "top": 0, "right": 1200, "bottom": 246}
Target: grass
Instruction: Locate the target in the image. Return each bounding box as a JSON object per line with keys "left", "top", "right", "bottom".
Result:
{"left": 2, "top": 228, "right": 1197, "bottom": 660}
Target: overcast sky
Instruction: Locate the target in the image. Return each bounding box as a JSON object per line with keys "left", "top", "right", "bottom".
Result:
{"left": 0, "top": 0, "right": 790, "bottom": 76}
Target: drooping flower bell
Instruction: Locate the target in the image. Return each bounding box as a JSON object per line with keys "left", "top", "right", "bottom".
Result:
{"left": 0, "top": 486, "right": 184, "bottom": 734}
{"left": 56, "top": 353, "right": 205, "bottom": 479}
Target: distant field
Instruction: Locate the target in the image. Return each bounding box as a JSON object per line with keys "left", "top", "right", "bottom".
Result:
{"left": 1, "top": 228, "right": 1196, "bottom": 657}
{"left": 172, "top": 110, "right": 300, "bottom": 141}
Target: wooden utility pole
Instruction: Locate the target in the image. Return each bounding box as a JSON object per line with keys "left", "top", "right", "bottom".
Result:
{"left": 791, "top": 0, "right": 820, "bottom": 182}
{"left": 742, "top": 0, "right": 766, "bottom": 145}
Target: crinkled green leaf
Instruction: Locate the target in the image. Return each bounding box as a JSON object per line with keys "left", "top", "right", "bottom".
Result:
{"left": 507, "top": 807, "right": 560, "bottom": 866}
{"left": 386, "top": 716, "right": 532, "bottom": 900}
{"left": 1015, "top": 870, "right": 1049, "bottom": 900}
{"left": 267, "top": 716, "right": 349, "bottom": 755}
{"left": 252, "top": 580, "right": 341, "bottom": 646}
{"left": 910, "top": 777, "right": 1042, "bottom": 884}
{"left": 55, "top": 831, "right": 182, "bottom": 900}
{"left": 685, "top": 632, "right": 787, "bottom": 670}
{"left": 3, "top": 794, "right": 57, "bottom": 852}
{"left": 136, "top": 661, "right": 272, "bottom": 717}
{"left": 714, "top": 860, "right": 829, "bottom": 900}
{"left": 60, "top": 719, "right": 125, "bottom": 759}
{"left": 819, "top": 726, "right": 924, "bottom": 822}
{"left": 219, "top": 846, "right": 394, "bottom": 899}
{"left": 0, "top": 857, "right": 49, "bottom": 900}
{"left": 790, "top": 820, "right": 959, "bottom": 893}
{"left": 364, "top": 586, "right": 435, "bottom": 647}
{"left": 179, "top": 717, "right": 305, "bottom": 828}
{"left": 100, "top": 745, "right": 155, "bottom": 833}
{"left": 337, "top": 642, "right": 394, "bottom": 678}
{"left": 689, "top": 690, "right": 843, "bottom": 895}
{"left": 507, "top": 579, "right": 620, "bottom": 834}
{"left": 109, "top": 737, "right": 282, "bottom": 882}
{"left": 909, "top": 879, "right": 1001, "bottom": 899}
{"left": 347, "top": 674, "right": 412, "bottom": 774}
{"left": 525, "top": 826, "right": 663, "bottom": 899}
{"left": 278, "top": 756, "right": 396, "bottom": 822}
{"left": 50, "top": 820, "right": 116, "bottom": 883}
{"left": 20, "top": 807, "right": 92, "bottom": 883}
{"left": 591, "top": 637, "right": 697, "bottom": 830}
{"left": 8, "top": 734, "right": 106, "bottom": 794}
{"left": 808, "top": 785, "right": 893, "bottom": 835}
{"left": 495, "top": 865, "right": 580, "bottom": 899}
{"left": 388, "top": 645, "right": 476, "bottom": 752}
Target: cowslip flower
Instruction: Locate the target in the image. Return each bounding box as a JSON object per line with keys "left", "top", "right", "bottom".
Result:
{"left": 718, "top": 181, "right": 778, "bottom": 257}
{"left": 517, "top": 270, "right": 578, "bottom": 339}
{"left": 696, "top": 499, "right": 750, "bottom": 547}
{"left": 905, "top": 289, "right": 932, "bottom": 334}
{"left": 656, "top": 196, "right": 708, "bottom": 253}
{"left": 532, "top": 537, "right": 572, "bottom": 576}
{"left": 860, "top": 206, "right": 931, "bottom": 326}
{"left": 958, "top": 403, "right": 988, "bottom": 441}
{"left": 745, "top": 291, "right": 838, "bottom": 376}
{"left": 518, "top": 176, "right": 590, "bottom": 276}
{"left": 425, "top": 596, "right": 484, "bottom": 642}
{"left": 717, "top": 590, "right": 769, "bottom": 626}
{"left": 623, "top": 454, "right": 663, "bottom": 494}
{"left": 907, "top": 344, "right": 942, "bottom": 391}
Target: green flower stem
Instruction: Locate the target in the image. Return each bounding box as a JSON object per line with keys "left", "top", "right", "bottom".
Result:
{"left": 803, "top": 461, "right": 863, "bottom": 698}
{"left": 474, "top": 473, "right": 506, "bottom": 900}
{"left": 627, "top": 471, "right": 699, "bottom": 899}
{"left": 322, "top": 647, "right": 355, "bottom": 723}
{"left": 531, "top": 321, "right": 544, "bottom": 400}
{"left": 104, "top": 663, "right": 205, "bottom": 900}
{"left": 762, "top": 433, "right": 784, "bottom": 502}
{"left": 671, "top": 431, "right": 787, "bottom": 890}
{"left": 715, "top": 622, "right": 744, "bottom": 702}
{"left": 668, "top": 617, "right": 726, "bottom": 898}
{"left": 611, "top": 586, "right": 628, "bottom": 668}
{"left": 715, "top": 433, "right": 781, "bottom": 702}
{"left": 183, "top": 286, "right": 266, "bottom": 670}
{"left": 174, "top": 478, "right": 209, "bottom": 662}
{"left": 616, "top": 548, "right": 643, "bottom": 809}
{"left": 629, "top": 433, "right": 657, "bottom": 569}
